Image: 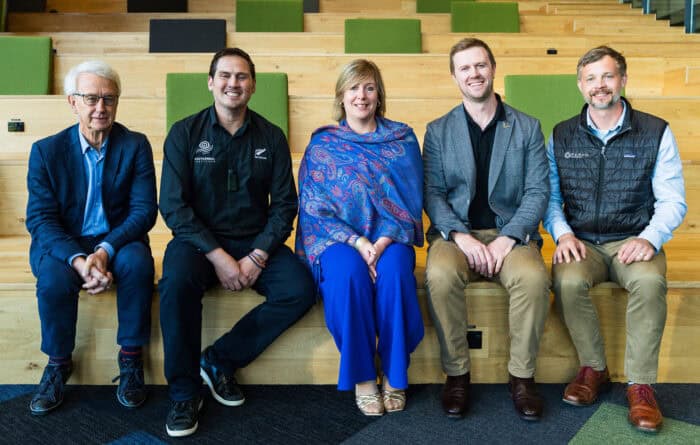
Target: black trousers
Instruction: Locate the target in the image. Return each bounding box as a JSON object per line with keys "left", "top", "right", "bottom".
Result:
{"left": 158, "top": 236, "right": 315, "bottom": 401}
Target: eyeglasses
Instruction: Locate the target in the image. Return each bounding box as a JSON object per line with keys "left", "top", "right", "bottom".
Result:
{"left": 73, "top": 93, "right": 119, "bottom": 106}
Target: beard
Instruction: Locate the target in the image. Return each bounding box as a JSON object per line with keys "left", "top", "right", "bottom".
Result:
{"left": 587, "top": 87, "right": 621, "bottom": 110}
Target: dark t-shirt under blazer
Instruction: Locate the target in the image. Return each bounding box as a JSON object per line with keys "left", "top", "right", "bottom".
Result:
{"left": 464, "top": 98, "right": 506, "bottom": 230}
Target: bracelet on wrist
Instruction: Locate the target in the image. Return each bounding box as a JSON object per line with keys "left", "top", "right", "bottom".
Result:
{"left": 353, "top": 236, "right": 367, "bottom": 250}
{"left": 249, "top": 251, "right": 267, "bottom": 266}
{"left": 247, "top": 254, "right": 265, "bottom": 269}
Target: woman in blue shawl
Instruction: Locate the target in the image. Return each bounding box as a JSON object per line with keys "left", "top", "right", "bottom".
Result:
{"left": 296, "top": 60, "right": 424, "bottom": 416}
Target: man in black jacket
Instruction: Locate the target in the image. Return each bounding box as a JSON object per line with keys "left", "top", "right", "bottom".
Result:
{"left": 158, "top": 48, "right": 314, "bottom": 438}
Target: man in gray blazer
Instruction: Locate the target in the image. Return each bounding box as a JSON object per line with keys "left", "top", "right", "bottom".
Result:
{"left": 423, "top": 38, "right": 550, "bottom": 421}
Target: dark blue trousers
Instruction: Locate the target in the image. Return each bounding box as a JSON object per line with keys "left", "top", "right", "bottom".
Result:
{"left": 34, "top": 237, "right": 154, "bottom": 357}
{"left": 318, "top": 243, "right": 424, "bottom": 391}
{"left": 158, "top": 237, "right": 315, "bottom": 401}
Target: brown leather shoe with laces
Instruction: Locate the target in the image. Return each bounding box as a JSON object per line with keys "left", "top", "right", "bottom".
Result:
{"left": 563, "top": 366, "right": 611, "bottom": 406}
{"left": 627, "top": 384, "right": 663, "bottom": 433}
{"left": 509, "top": 374, "right": 543, "bottom": 421}
{"left": 441, "top": 373, "right": 470, "bottom": 418}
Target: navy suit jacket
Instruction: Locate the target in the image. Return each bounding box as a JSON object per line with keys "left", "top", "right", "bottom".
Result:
{"left": 26, "top": 122, "right": 158, "bottom": 273}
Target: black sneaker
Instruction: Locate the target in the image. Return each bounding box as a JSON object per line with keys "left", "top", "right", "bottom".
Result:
{"left": 166, "top": 397, "right": 203, "bottom": 438}
{"left": 199, "top": 348, "right": 245, "bottom": 406}
{"left": 112, "top": 354, "right": 146, "bottom": 408}
{"left": 29, "top": 362, "right": 73, "bottom": 416}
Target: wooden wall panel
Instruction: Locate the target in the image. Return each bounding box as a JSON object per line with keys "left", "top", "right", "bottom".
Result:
{"left": 2, "top": 96, "right": 698, "bottom": 161}
{"left": 10, "top": 31, "right": 700, "bottom": 58}
{"left": 187, "top": 0, "right": 235, "bottom": 12}
{"left": 45, "top": 0, "right": 125, "bottom": 12}
{"left": 7, "top": 11, "right": 675, "bottom": 33}
{"left": 47, "top": 54, "right": 694, "bottom": 99}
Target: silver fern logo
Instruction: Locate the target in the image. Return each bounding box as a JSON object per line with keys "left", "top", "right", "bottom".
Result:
{"left": 254, "top": 148, "right": 268, "bottom": 159}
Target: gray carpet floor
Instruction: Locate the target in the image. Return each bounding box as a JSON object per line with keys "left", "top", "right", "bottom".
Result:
{"left": 0, "top": 383, "right": 698, "bottom": 444}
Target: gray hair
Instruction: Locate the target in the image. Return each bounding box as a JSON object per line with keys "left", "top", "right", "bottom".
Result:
{"left": 63, "top": 60, "right": 121, "bottom": 96}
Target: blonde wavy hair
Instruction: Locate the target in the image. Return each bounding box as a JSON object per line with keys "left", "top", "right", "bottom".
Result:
{"left": 332, "top": 59, "right": 386, "bottom": 122}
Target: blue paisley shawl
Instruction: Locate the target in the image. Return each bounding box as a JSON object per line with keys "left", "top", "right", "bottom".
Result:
{"left": 295, "top": 117, "right": 424, "bottom": 269}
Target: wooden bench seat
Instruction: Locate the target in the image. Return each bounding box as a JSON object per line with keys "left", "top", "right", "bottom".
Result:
{"left": 0, "top": 232, "right": 698, "bottom": 385}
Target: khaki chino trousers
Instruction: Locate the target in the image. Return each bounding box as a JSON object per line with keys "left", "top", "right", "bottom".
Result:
{"left": 425, "top": 229, "right": 551, "bottom": 378}
{"left": 552, "top": 238, "right": 667, "bottom": 384}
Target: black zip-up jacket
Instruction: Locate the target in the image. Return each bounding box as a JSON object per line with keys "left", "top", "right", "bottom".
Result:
{"left": 552, "top": 98, "right": 666, "bottom": 244}
{"left": 159, "top": 106, "right": 297, "bottom": 254}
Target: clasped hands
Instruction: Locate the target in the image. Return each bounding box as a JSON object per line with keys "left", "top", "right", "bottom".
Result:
{"left": 206, "top": 247, "right": 269, "bottom": 291}
{"left": 353, "top": 236, "right": 392, "bottom": 282}
{"left": 72, "top": 247, "right": 113, "bottom": 295}
{"left": 452, "top": 232, "right": 515, "bottom": 278}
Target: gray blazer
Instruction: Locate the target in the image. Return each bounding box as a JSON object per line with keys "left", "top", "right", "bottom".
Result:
{"left": 423, "top": 103, "right": 549, "bottom": 244}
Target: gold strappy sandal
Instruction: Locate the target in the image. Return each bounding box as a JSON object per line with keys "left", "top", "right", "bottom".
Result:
{"left": 355, "top": 392, "right": 385, "bottom": 416}
{"left": 382, "top": 389, "right": 406, "bottom": 412}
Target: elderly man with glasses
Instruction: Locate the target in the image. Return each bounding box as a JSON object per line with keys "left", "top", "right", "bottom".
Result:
{"left": 25, "top": 60, "right": 158, "bottom": 416}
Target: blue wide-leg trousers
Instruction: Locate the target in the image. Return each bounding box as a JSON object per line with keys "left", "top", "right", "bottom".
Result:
{"left": 318, "top": 242, "right": 424, "bottom": 391}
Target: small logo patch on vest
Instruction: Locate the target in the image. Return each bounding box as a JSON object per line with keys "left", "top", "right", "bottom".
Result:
{"left": 564, "top": 151, "right": 590, "bottom": 159}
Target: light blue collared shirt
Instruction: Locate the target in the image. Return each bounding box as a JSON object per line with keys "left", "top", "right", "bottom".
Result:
{"left": 67, "top": 132, "right": 115, "bottom": 265}
{"left": 543, "top": 102, "right": 687, "bottom": 251}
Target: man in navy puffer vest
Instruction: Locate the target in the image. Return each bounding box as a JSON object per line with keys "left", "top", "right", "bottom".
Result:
{"left": 544, "top": 46, "right": 686, "bottom": 434}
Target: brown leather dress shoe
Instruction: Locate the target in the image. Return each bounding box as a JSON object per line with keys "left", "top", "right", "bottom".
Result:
{"left": 509, "top": 374, "right": 543, "bottom": 421}
{"left": 441, "top": 373, "right": 470, "bottom": 418}
{"left": 563, "top": 366, "right": 611, "bottom": 406}
{"left": 627, "top": 384, "right": 663, "bottom": 433}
